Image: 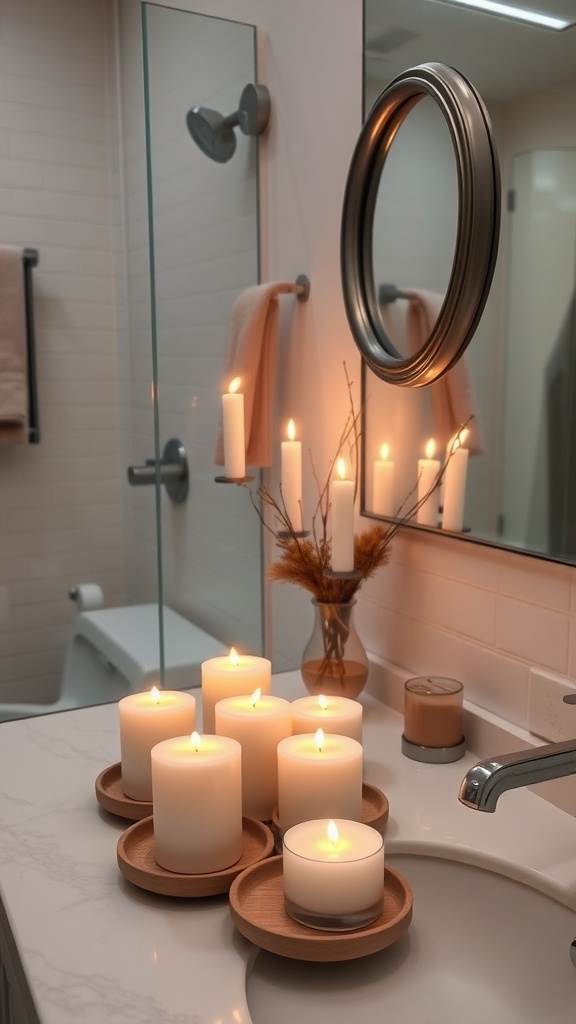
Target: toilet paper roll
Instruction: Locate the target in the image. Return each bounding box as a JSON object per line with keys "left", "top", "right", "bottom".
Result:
{"left": 69, "top": 583, "right": 104, "bottom": 611}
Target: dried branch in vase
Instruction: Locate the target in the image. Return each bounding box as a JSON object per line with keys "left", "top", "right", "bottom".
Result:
{"left": 248, "top": 364, "right": 468, "bottom": 607}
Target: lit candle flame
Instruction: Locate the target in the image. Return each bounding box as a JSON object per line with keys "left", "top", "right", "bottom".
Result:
{"left": 315, "top": 727, "right": 325, "bottom": 751}
{"left": 287, "top": 418, "right": 296, "bottom": 441}
{"left": 318, "top": 695, "right": 329, "bottom": 711}
{"left": 336, "top": 457, "right": 347, "bottom": 481}
{"left": 229, "top": 647, "right": 239, "bottom": 666}
{"left": 228, "top": 376, "right": 241, "bottom": 395}
{"left": 191, "top": 731, "right": 201, "bottom": 750}
{"left": 425, "top": 438, "right": 436, "bottom": 460}
{"left": 150, "top": 686, "right": 160, "bottom": 704}
{"left": 327, "top": 819, "right": 339, "bottom": 844}
{"left": 250, "top": 688, "right": 261, "bottom": 708}
{"left": 380, "top": 443, "right": 389, "bottom": 461}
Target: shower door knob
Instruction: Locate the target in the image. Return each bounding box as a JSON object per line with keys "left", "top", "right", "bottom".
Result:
{"left": 127, "top": 438, "right": 189, "bottom": 503}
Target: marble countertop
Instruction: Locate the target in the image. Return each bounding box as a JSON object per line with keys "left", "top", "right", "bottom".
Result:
{"left": 1, "top": 670, "right": 576, "bottom": 1024}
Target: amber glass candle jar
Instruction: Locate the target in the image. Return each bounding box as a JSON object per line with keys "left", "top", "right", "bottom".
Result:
{"left": 402, "top": 677, "right": 465, "bottom": 763}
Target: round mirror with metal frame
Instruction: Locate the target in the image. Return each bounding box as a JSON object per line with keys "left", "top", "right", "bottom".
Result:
{"left": 341, "top": 62, "right": 501, "bottom": 387}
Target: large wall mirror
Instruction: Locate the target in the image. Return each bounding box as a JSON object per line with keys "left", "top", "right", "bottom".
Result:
{"left": 360, "top": 0, "right": 576, "bottom": 563}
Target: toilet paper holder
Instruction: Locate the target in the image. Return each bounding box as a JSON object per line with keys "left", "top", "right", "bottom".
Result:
{"left": 127, "top": 438, "right": 189, "bottom": 504}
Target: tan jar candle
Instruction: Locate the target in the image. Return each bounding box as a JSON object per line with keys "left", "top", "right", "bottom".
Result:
{"left": 402, "top": 677, "right": 465, "bottom": 763}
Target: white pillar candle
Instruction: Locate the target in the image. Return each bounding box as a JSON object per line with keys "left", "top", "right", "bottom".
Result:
{"left": 281, "top": 418, "right": 303, "bottom": 531}
{"left": 442, "top": 439, "right": 469, "bottom": 532}
{"left": 416, "top": 438, "right": 440, "bottom": 526}
{"left": 118, "top": 688, "right": 196, "bottom": 801}
{"left": 201, "top": 648, "right": 271, "bottom": 733}
{"left": 330, "top": 458, "right": 355, "bottom": 572}
{"left": 222, "top": 376, "right": 245, "bottom": 479}
{"left": 151, "top": 732, "right": 243, "bottom": 874}
{"left": 215, "top": 690, "right": 292, "bottom": 820}
{"left": 283, "top": 819, "right": 384, "bottom": 927}
{"left": 277, "top": 729, "right": 363, "bottom": 832}
{"left": 290, "top": 694, "right": 362, "bottom": 743}
{"left": 372, "top": 443, "right": 394, "bottom": 517}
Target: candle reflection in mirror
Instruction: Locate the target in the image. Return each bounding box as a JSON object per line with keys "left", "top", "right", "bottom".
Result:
{"left": 372, "top": 442, "right": 394, "bottom": 517}
{"left": 417, "top": 438, "right": 440, "bottom": 526}
{"left": 442, "top": 430, "right": 469, "bottom": 532}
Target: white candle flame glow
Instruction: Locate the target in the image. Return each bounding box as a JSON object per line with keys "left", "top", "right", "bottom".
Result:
{"left": 287, "top": 418, "right": 296, "bottom": 441}
{"left": 229, "top": 647, "right": 239, "bottom": 666}
{"left": 228, "top": 376, "right": 241, "bottom": 395}
{"left": 191, "top": 731, "right": 201, "bottom": 750}
{"left": 250, "top": 688, "right": 261, "bottom": 708}
{"left": 380, "top": 443, "right": 389, "bottom": 461}
{"left": 318, "top": 694, "right": 329, "bottom": 711}
{"left": 150, "top": 686, "right": 160, "bottom": 704}
{"left": 327, "top": 819, "right": 339, "bottom": 845}
{"left": 336, "top": 457, "right": 347, "bottom": 481}
{"left": 425, "top": 438, "right": 436, "bottom": 459}
{"left": 315, "top": 727, "right": 325, "bottom": 751}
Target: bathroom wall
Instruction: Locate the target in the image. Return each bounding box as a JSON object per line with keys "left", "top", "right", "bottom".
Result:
{"left": 0, "top": 0, "right": 128, "bottom": 701}
{"left": 0, "top": 0, "right": 265, "bottom": 701}
{"left": 173, "top": 0, "right": 576, "bottom": 739}
{"left": 3, "top": 0, "right": 575, "bottom": 738}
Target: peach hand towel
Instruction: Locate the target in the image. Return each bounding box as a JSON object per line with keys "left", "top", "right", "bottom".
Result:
{"left": 214, "top": 281, "right": 303, "bottom": 469}
{"left": 406, "top": 289, "right": 484, "bottom": 455}
{"left": 0, "top": 246, "right": 28, "bottom": 444}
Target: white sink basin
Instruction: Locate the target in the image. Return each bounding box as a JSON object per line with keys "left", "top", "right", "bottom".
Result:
{"left": 246, "top": 852, "right": 576, "bottom": 1024}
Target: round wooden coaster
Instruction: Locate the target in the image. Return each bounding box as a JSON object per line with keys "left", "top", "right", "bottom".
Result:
{"left": 95, "top": 762, "right": 152, "bottom": 821}
{"left": 116, "top": 816, "right": 274, "bottom": 897}
{"left": 229, "top": 855, "right": 412, "bottom": 961}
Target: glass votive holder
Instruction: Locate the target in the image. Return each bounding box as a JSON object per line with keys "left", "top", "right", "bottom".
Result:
{"left": 402, "top": 677, "right": 465, "bottom": 763}
{"left": 282, "top": 818, "right": 384, "bottom": 932}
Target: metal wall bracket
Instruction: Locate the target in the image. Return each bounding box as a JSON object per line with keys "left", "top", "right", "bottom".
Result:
{"left": 127, "top": 438, "right": 189, "bottom": 503}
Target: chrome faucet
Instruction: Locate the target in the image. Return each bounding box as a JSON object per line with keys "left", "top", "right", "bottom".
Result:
{"left": 459, "top": 695, "right": 576, "bottom": 812}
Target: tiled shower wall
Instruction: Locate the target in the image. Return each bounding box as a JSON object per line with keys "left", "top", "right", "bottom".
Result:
{"left": 0, "top": 0, "right": 265, "bottom": 700}
{"left": 0, "top": 0, "right": 127, "bottom": 700}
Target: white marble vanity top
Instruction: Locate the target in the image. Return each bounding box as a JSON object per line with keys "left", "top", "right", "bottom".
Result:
{"left": 1, "top": 670, "right": 576, "bottom": 1024}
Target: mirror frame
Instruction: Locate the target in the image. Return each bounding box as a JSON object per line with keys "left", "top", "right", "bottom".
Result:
{"left": 341, "top": 61, "right": 501, "bottom": 387}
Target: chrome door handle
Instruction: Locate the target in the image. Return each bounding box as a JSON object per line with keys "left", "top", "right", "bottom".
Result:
{"left": 127, "top": 438, "right": 189, "bottom": 503}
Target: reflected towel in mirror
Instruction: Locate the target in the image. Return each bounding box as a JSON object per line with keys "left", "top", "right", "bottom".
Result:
{"left": 214, "top": 281, "right": 304, "bottom": 469}
{"left": 380, "top": 287, "right": 484, "bottom": 455}
{"left": 0, "top": 246, "right": 28, "bottom": 445}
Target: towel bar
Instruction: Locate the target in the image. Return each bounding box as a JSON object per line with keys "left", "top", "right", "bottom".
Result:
{"left": 23, "top": 248, "right": 39, "bottom": 443}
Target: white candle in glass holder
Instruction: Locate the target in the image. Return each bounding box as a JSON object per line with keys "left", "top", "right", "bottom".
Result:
{"left": 215, "top": 689, "right": 292, "bottom": 820}
{"left": 277, "top": 729, "right": 363, "bottom": 832}
{"left": 222, "top": 376, "right": 245, "bottom": 479}
{"left": 372, "top": 443, "right": 394, "bottom": 517}
{"left": 281, "top": 418, "right": 303, "bottom": 531}
{"left": 151, "top": 732, "right": 243, "bottom": 874}
{"left": 118, "top": 687, "right": 196, "bottom": 801}
{"left": 290, "top": 694, "right": 362, "bottom": 743}
{"left": 201, "top": 648, "right": 271, "bottom": 733}
{"left": 283, "top": 818, "right": 384, "bottom": 927}
{"left": 331, "top": 458, "right": 355, "bottom": 572}
{"left": 417, "top": 438, "right": 440, "bottom": 526}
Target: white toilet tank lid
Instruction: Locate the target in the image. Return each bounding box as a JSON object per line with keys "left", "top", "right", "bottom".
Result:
{"left": 72, "top": 605, "right": 227, "bottom": 688}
